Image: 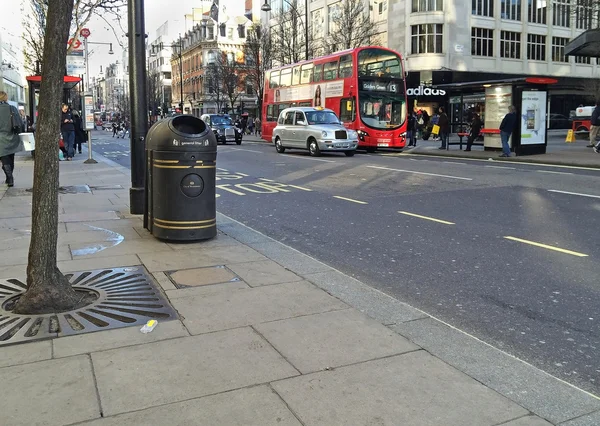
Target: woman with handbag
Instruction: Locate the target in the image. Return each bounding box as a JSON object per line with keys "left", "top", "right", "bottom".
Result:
{"left": 0, "top": 91, "right": 24, "bottom": 187}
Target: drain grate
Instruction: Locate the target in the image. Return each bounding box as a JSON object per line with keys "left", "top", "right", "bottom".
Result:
{"left": 0, "top": 267, "right": 178, "bottom": 346}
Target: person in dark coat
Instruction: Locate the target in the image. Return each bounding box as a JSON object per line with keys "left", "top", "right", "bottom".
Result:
{"left": 72, "top": 111, "right": 87, "bottom": 154}
{"left": 61, "top": 104, "right": 76, "bottom": 160}
{"left": 0, "top": 91, "right": 24, "bottom": 187}
{"left": 466, "top": 113, "right": 482, "bottom": 151}
{"left": 437, "top": 106, "right": 449, "bottom": 149}
{"left": 499, "top": 105, "right": 517, "bottom": 157}
{"left": 407, "top": 111, "right": 418, "bottom": 147}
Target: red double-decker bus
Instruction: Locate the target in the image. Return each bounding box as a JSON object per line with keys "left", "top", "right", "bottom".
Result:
{"left": 261, "top": 46, "right": 408, "bottom": 151}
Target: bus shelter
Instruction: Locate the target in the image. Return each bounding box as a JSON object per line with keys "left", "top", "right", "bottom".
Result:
{"left": 435, "top": 77, "right": 556, "bottom": 155}
{"left": 25, "top": 75, "right": 81, "bottom": 125}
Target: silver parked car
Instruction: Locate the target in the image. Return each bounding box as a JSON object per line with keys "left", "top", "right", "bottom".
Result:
{"left": 272, "top": 107, "right": 358, "bottom": 157}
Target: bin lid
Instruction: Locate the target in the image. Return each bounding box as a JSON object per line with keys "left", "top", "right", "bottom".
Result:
{"left": 146, "top": 115, "right": 217, "bottom": 151}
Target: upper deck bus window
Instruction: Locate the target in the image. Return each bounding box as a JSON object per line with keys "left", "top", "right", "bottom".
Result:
{"left": 358, "top": 48, "right": 402, "bottom": 78}
{"left": 339, "top": 55, "right": 353, "bottom": 78}
{"left": 300, "top": 64, "right": 314, "bottom": 84}
{"left": 313, "top": 64, "right": 323, "bottom": 82}
{"left": 280, "top": 68, "right": 292, "bottom": 87}
{"left": 323, "top": 61, "right": 338, "bottom": 80}
{"left": 270, "top": 71, "right": 280, "bottom": 88}
{"left": 292, "top": 66, "right": 301, "bottom": 85}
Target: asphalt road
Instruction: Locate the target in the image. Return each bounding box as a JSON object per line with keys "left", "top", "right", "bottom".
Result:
{"left": 91, "top": 129, "right": 600, "bottom": 396}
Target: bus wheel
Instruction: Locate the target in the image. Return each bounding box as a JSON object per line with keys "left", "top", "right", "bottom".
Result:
{"left": 275, "top": 137, "right": 285, "bottom": 153}
{"left": 366, "top": 147, "right": 376, "bottom": 153}
{"left": 308, "top": 138, "right": 321, "bottom": 157}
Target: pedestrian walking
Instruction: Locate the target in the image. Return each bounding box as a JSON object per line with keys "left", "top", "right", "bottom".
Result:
{"left": 437, "top": 107, "right": 449, "bottom": 149}
{"left": 591, "top": 101, "right": 600, "bottom": 150}
{"left": 407, "top": 111, "right": 417, "bottom": 147}
{"left": 61, "top": 104, "right": 76, "bottom": 161}
{"left": 465, "top": 113, "right": 482, "bottom": 151}
{"left": 112, "top": 121, "right": 118, "bottom": 137}
{"left": 499, "top": 105, "right": 517, "bottom": 157}
{"left": 0, "top": 91, "right": 24, "bottom": 187}
{"left": 72, "top": 111, "right": 87, "bottom": 154}
{"left": 254, "top": 116, "right": 261, "bottom": 136}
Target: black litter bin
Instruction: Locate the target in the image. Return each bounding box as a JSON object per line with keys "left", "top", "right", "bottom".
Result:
{"left": 145, "top": 115, "right": 217, "bottom": 241}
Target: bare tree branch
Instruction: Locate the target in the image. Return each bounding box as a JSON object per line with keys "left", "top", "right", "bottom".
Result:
{"left": 325, "top": 0, "right": 380, "bottom": 52}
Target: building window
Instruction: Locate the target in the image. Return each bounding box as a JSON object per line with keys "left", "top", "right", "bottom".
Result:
{"left": 412, "top": 0, "right": 443, "bottom": 12}
{"left": 472, "top": 0, "right": 493, "bottom": 17}
{"left": 575, "top": 0, "right": 595, "bottom": 29}
{"left": 327, "top": 3, "right": 341, "bottom": 34}
{"left": 552, "top": 37, "right": 569, "bottom": 62}
{"left": 527, "top": 34, "right": 546, "bottom": 61}
{"left": 411, "top": 24, "right": 443, "bottom": 54}
{"left": 471, "top": 27, "right": 493, "bottom": 57}
{"left": 553, "top": 0, "right": 571, "bottom": 27}
{"left": 312, "top": 9, "right": 324, "bottom": 40}
{"left": 501, "top": 0, "right": 521, "bottom": 20}
{"left": 500, "top": 31, "right": 521, "bottom": 59}
{"left": 575, "top": 55, "right": 591, "bottom": 64}
{"left": 528, "top": 0, "right": 547, "bottom": 24}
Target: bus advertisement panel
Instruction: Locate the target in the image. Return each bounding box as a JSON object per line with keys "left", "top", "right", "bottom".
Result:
{"left": 262, "top": 46, "right": 407, "bottom": 151}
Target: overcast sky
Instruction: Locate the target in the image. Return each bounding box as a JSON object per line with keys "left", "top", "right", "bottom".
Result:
{"left": 87, "top": 0, "right": 199, "bottom": 78}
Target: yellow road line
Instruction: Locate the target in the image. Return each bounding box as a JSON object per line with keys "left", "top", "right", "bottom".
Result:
{"left": 333, "top": 196, "right": 368, "bottom": 205}
{"left": 398, "top": 211, "right": 455, "bottom": 225}
{"left": 504, "top": 236, "right": 588, "bottom": 257}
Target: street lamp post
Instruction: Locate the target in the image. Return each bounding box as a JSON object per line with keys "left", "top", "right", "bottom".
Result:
{"left": 262, "top": 0, "right": 309, "bottom": 61}
{"left": 83, "top": 39, "right": 113, "bottom": 165}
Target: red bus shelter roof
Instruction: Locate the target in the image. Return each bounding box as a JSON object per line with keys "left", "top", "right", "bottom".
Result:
{"left": 26, "top": 75, "right": 82, "bottom": 90}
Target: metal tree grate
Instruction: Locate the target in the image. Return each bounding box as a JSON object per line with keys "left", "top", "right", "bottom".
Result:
{"left": 0, "top": 267, "right": 178, "bottom": 346}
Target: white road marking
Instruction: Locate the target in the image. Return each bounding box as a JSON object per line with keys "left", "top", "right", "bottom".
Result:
{"left": 548, "top": 189, "right": 600, "bottom": 199}
{"left": 537, "top": 170, "right": 573, "bottom": 176}
{"left": 217, "top": 168, "right": 229, "bottom": 172}
{"left": 228, "top": 147, "right": 263, "bottom": 154}
{"left": 366, "top": 165, "right": 472, "bottom": 181}
{"left": 485, "top": 165, "right": 516, "bottom": 170}
{"left": 259, "top": 178, "right": 275, "bottom": 182}
{"left": 443, "top": 161, "right": 467, "bottom": 165}
{"left": 333, "top": 196, "right": 368, "bottom": 205}
{"left": 283, "top": 154, "right": 336, "bottom": 163}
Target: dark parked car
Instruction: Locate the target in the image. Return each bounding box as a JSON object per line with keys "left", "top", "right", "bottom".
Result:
{"left": 200, "top": 113, "right": 242, "bottom": 144}
{"left": 548, "top": 113, "right": 572, "bottom": 130}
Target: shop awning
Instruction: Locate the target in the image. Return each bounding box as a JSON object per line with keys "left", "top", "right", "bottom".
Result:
{"left": 565, "top": 29, "right": 600, "bottom": 57}
{"left": 435, "top": 77, "right": 557, "bottom": 91}
{"left": 26, "top": 75, "right": 82, "bottom": 90}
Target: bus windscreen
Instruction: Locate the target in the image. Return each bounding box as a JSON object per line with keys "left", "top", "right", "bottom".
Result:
{"left": 358, "top": 49, "right": 402, "bottom": 79}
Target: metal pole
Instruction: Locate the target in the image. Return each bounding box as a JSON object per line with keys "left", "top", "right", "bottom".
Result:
{"left": 304, "top": 0, "right": 309, "bottom": 60}
{"left": 84, "top": 38, "right": 97, "bottom": 164}
{"left": 127, "top": 0, "right": 148, "bottom": 214}
{"left": 179, "top": 37, "right": 183, "bottom": 112}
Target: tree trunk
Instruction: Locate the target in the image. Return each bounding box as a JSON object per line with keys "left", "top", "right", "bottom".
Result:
{"left": 14, "top": 0, "right": 90, "bottom": 314}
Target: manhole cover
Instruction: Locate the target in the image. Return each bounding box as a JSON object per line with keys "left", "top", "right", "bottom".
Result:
{"left": 168, "top": 265, "right": 240, "bottom": 289}
{"left": 59, "top": 185, "right": 91, "bottom": 194}
{"left": 0, "top": 267, "right": 178, "bottom": 346}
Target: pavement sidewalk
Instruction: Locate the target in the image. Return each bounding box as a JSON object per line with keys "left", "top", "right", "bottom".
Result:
{"left": 0, "top": 149, "right": 598, "bottom": 426}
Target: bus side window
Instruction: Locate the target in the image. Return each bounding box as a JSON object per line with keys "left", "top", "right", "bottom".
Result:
{"left": 324, "top": 61, "right": 338, "bottom": 81}
{"left": 313, "top": 64, "right": 323, "bottom": 82}
{"left": 292, "top": 66, "right": 301, "bottom": 85}
{"left": 300, "top": 63, "right": 313, "bottom": 84}
{"left": 280, "top": 68, "right": 292, "bottom": 87}
{"left": 270, "top": 71, "right": 280, "bottom": 88}
{"left": 339, "top": 98, "right": 356, "bottom": 122}
{"left": 339, "top": 55, "right": 353, "bottom": 78}
{"left": 267, "top": 105, "right": 275, "bottom": 122}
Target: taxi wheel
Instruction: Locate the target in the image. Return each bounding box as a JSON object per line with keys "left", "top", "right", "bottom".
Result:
{"left": 344, "top": 150, "right": 355, "bottom": 157}
{"left": 275, "top": 137, "right": 285, "bottom": 153}
{"left": 308, "top": 138, "right": 321, "bottom": 157}
{"left": 236, "top": 140, "right": 242, "bottom": 145}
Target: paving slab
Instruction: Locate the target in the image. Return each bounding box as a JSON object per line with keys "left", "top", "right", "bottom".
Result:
{"left": 92, "top": 327, "right": 298, "bottom": 416}
{"left": 0, "top": 245, "right": 71, "bottom": 267}
{"left": 502, "top": 416, "right": 554, "bottom": 425}
{"left": 65, "top": 218, "right": 143, "bottom": 232}
{"left": 59, "top": 211, "right": 120, "bottom": 223}
{"left": 172, "top": 280, "right": 348, "bottom": 334}
{"left": 247, "top": 241, "right": 334, "bottom": 275}
{"left": 560, "top": 410, "right": 600, "bottom": 426}
{"left": 0, "top": 355, "right": 100, "bottom": 426}
{"left": 392, "top": 318, "right": 600, "bottom": 424}
{"left": 165, "top": 280, "right": 250, "bottom": 299}
{"left": 58, "top": 228, "right": 142, "bottom": 245}
{"left": 304, "top": 270, "right": 427, "bottom": 324}
{"left": 0, "top": 340, "right": 52, "bottom": 368}
{"left": 169, "top": 265, "right": 238, "bottom": 287}
{"left": 152, "top": 271, "right": 177, "bottom": 291}
{"left": 272, "top": 351, "right": 528, "bottom": 426}
{"left": 53, "top": 320, "right": 189, "bottom": 358}
{"left": 227, "top": 259, "right": 304, "bottom": 287}
{"left": 78, "top": 385, "right": 301, "bottom": 426}
{"left": 70, "top": 238, "right": 172, "bottom": 259}
{"left": 256, "top": 308, "right": 418, "bottom": 374}
{"left": 57, "top": 254, "right": 141, "bottom": 273}
{"left": 166, "top": 233, "right": 239, "bottom": 250}
{"left": 139, "top": 245, "right": 268, "bottom": 272}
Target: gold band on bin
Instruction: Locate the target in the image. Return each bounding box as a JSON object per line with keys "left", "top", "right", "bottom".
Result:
{"left": 153, "top": 218, "right": 216, "bottom": 230}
